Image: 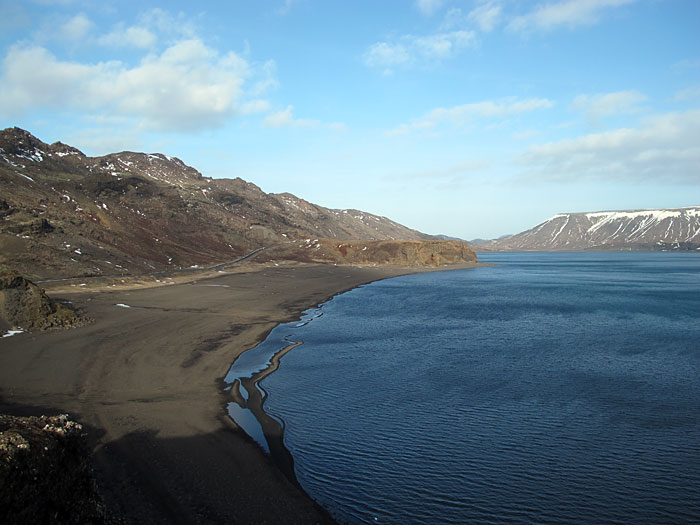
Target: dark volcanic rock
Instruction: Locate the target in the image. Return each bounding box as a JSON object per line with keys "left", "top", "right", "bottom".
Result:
{"left": 0, "top": 265, "right": 87, "bottom": 332}
{"left": 0, "top": 414, "right": 108, "bottom": 524}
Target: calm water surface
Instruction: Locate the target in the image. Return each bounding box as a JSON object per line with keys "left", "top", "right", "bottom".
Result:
{"left": 236, "top": 253, "right": 700, "bottom": 524}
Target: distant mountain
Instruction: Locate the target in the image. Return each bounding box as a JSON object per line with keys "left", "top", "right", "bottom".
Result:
{"left": 1, "top": 127, "right": 456, "bottom": 279}
{"left": 474, "top": 208, "right": 700, "bottom": 252}
{"left": 469, "top": 234, "right": 512, "bottom": 245}
{"left": 433, "top": 234, "right": 469, "bottom": 243}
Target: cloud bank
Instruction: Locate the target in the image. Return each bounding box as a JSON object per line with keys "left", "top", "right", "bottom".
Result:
{"left": 388, "top": 97, "right": 555, "bottom": 135}
{"left": 571, "top": 90, "right": 647, "bottom": 123}
{"left": 0, "top": 38, "right": 272, "bottom": 131}
{"left": 363, "top": 30, "right": 476, "bottom": 73}
{"left": 509, "top": 0, "right": 637, "bottom": 32}
{"left": 517, "top": 110, "right": 700, "bottom": 184}
{"left": 415, "top": 0, "right": 445, "bottom": 16}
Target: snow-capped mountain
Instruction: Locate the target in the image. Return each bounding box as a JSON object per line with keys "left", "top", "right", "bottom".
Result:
{"left": 476, "top": 207, "right": 700, "bottom": 251}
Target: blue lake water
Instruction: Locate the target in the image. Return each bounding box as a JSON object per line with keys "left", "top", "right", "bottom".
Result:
{"left": 229, "top": 252, "right": 700, "bottom": 524}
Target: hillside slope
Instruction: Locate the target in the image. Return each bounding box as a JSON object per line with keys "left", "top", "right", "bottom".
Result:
{"left": 0, "top": 128, "right": 436, "bottom": 279}
{"left": 476, "top": 208, "right": 700, "bottom": 252}
{"left": 259, "top": 239, "right": 478, "bottom": 266}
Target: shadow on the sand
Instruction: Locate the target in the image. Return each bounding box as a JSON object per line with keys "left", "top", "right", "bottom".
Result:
{"left": 0, "top": 399, "right": 334, "bottom": 525}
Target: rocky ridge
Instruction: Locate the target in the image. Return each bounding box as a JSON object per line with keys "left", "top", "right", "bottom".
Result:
{"left": 475, "top": 207, "right": 700, "bottom": 251}
{"left": 0, "top": 127, "right": 439, "bottom": 280}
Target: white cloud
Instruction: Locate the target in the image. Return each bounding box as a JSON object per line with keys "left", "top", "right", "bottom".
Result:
{"left": 517, "top": 110, "right": 700, "bottom": 183}
{"left": 388, "top": 97, "right": 555, "bottom": 135}
{"left": 66, "top": 126, "right": 146, "bottom": 154}
{"left": 263, "top": 106, "right": 318, "bottom": 128}
{"left": 415, "top": 0, "right": 445, "bottom": 16}
{"left": 508, "top": 0, "right": 637, "bottom": 32}
{"left": 571, "top": 90, "right": 647, "bottom": 123}
{"left": 98, "top": 24, "right": 157, "bottom": 49}
{"left": 240, "top": 100, "right": 271, "bottom": 115}
{"left": 468, "top": 1, "right": 503, "bottom": 32}
{"left": 138, "top": 8, "right": 197, "bottom": 40}
{"left": 363, "top": 42, "right": 411, "bottom": 71}
{"left": 413, "top": 31, "right": 476, "bottom": 59}
{"left": 32, "top": 8, "right": 196, "bottom": 50}
{"left": 0, "top": 40, "right": 273, "bottom": 131}
{"left": 262, "top": 105, "right": 345, "bottom": 131}
{"left": 59, "top": 13, "right": 93, "bottom": 41}
{"left": 251, "top": 60, "right": 279, "bottom": 95}
{"left": 673, "top": 85, "right": 700, "bottom": 102}
{"left": 363, "top": 30, "right": 476, "bottom": 73}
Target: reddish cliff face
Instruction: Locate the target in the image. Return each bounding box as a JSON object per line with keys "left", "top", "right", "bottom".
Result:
{"left": 260, "top": 239, "right": 478, "bottom": 267}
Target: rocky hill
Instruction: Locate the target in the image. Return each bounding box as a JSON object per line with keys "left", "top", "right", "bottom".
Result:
{"left": 475, "top": 207, "right": 700, "bottom": 252}
{"left": 0, "top": 128, "right": 438, "bottom": 279}
{"left": 259, "top": 239, "right": 478, "bottom": 266}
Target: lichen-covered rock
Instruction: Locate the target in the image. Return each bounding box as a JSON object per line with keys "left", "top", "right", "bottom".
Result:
{"left": 0, "top": 265, "right": 88, "bottom": 332}
{"left": 0, "top": 414, "right": 108, "bottom": 524}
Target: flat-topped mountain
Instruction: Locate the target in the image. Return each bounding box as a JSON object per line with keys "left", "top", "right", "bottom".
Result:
{"left": 1, "top": 128, "right": 474, "bottom": 279}
{"left": 475, "top": 207, "right": 700, "bottom": 252}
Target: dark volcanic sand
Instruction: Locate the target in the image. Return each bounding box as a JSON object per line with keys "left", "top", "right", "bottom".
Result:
{"left": 0, "top": 263, "right": 475, "bottom": 523}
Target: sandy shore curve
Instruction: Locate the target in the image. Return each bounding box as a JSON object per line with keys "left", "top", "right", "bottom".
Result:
{"left": 0, "top": 262, "right": 479, "bottom": 523}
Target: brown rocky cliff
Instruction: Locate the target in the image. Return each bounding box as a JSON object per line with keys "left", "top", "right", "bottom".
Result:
{"left": 261, "top": 239, "right": 478, "bottom": 267}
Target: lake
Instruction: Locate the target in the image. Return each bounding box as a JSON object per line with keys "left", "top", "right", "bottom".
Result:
{"left": 227, "top": 252, "right": 700, "bottom": 524}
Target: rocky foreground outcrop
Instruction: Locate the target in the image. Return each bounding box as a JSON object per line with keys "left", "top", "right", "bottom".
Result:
{"left": 0, "top": 414, "right": 108, "bottom": 524}
{"left": 260, "top": 239, "right": 478, "bottom": 266}
{"left": 0, "top": 265, "right": 87, "bottom": 332}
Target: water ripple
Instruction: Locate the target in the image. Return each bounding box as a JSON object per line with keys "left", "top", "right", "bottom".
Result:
{"left": 259, "top": 253, "right": 700, "bottom": 524}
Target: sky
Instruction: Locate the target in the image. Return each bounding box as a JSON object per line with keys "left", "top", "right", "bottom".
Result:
{"left": 0, "top": 0, "right": 699, "bottom": 239}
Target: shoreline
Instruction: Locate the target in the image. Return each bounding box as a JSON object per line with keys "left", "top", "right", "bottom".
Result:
{"left": 0, "top": 261, "right": 483, "bottom": 523}
{"left": 221, "top": 262, "right": 486, "bottom": 501}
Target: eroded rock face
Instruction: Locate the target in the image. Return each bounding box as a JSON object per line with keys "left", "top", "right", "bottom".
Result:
{"left": 0, "top": 265, "right": 87, "bottom": 332}
{"left": 261, "top": 239, "right": 478, "bottom": 267}
{"left": 0, "top": 414, "right": 107, "bottom": 524}
{"left": 341, "top": 239, "right": 478, "bottom": 266}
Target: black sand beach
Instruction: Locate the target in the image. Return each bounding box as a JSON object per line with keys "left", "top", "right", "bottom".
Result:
{"left": 0, "top": 262, "right": 477, "bottom": 523}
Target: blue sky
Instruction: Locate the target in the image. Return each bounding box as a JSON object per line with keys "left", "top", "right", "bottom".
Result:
{"left": 1, "top": 0, "right": 698, "bottom": 239}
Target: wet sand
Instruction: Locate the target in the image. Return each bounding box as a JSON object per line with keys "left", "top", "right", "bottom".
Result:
{"left": 0, "top": 263, "right": 477, "bottom": 523}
